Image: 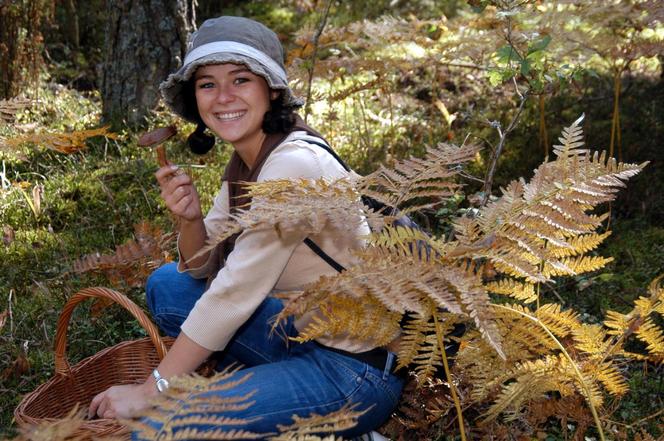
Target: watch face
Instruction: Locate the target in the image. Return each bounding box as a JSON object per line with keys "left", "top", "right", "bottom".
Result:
{"left": 156, "top": 378, "right": 169, "bottom": 393}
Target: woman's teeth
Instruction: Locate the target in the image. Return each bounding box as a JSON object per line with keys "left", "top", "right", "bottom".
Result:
{"left": 215, "top": 111, "right": 244, "bottom": 121}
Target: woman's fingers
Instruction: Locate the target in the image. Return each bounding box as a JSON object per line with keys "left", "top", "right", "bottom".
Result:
{"left": 155, "top": 164, "right": 180, "bottom": 185}
{"left": 88, "top": 391, "right": 105, "bottom": 418}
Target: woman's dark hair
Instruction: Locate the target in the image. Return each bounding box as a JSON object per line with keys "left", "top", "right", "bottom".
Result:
{"left": 262, "top": 93, "right": 299, "bottom": 134}
{"left": 183, "top": 81, "right": 300, "bottom": 155}
{"left": 187, "top": 122, "right": 216, "bottom": 154}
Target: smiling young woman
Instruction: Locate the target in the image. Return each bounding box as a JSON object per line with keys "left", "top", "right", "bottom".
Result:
{"left": 88, "top": 16, "right": 402, "bottom": 440}
{"left": 193, "top": 64, "right": 278, "bottom": 165}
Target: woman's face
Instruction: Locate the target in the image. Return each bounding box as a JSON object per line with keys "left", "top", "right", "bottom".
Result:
{"left": 194, "top": 63, "right": 277, "bottom": 155}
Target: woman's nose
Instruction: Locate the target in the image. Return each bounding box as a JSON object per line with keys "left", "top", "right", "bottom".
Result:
{"left": 215, "top": 85, "right": 235, "bottom": 104}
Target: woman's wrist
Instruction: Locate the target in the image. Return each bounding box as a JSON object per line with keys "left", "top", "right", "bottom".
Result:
{"left": 142, "top": 375, "right": 160, "bottom": 397}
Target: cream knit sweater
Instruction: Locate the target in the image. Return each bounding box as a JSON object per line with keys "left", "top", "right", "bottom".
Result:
{"left": 177, "top": 131, "right": 373, "bottom": 353}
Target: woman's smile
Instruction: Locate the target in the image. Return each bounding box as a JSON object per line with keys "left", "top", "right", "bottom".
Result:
{"left": 214, "top": 111, "right": 246, "bottom": 121}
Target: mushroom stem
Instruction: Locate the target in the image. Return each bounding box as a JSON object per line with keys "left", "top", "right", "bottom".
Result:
{"left": 156, "top": 145, "right": 168, "bottom": 167}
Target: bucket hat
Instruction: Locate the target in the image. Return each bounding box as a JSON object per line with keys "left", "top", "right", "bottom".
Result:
{"left": 160, "top": 16, "right": 303, "bottom": 123}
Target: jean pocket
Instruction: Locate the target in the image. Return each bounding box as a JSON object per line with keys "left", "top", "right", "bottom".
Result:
{"left": 319, "top": 351, "right": 369, "bottom": 400}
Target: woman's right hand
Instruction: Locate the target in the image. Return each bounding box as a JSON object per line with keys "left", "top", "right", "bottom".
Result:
{"left": 155, "top": 164, "right": 203, "bottom": 222}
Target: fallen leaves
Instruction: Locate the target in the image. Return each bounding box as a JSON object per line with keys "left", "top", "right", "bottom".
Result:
{"left": 0, "top": 126, "right": 117, "bottom": 154}
{"left": 1, "top": 353, "right": 30, "bottom": 381}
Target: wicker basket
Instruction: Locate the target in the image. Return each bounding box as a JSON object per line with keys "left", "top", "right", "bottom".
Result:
{"left": 14, "top": 287, "right": 174, "bottom": 438}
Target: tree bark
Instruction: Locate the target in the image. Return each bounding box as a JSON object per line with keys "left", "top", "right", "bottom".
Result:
{"left": 100, "top": 0, "right": 196, "bottom": 126}
{"left": 0, "top": 0, "right": 51, "bottom": 99}
{"left": 63, "top": 0, "right": 80, "bottom": 50}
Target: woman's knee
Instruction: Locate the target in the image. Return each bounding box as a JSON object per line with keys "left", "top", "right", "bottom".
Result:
{"left": 145, "top": 262, "right": 207, "bottom": 314}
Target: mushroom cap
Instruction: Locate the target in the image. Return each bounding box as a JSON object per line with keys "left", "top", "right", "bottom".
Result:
{"left": 138, "top": 125, "right": 177, "bottom": 147}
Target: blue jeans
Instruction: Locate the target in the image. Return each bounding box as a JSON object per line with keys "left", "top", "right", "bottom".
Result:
{"left": 133, "top": 263, "right": 404, "bottom": 439}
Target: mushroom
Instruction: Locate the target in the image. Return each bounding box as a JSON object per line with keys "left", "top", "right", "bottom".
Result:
{"left": 138, "top": 125, "right": 177, "bottom": 167}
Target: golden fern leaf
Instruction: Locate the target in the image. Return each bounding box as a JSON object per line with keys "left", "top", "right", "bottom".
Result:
{"left": 71, "top": 221, "right": 175, "bottom": 287}
{"left": 535, "top": 303, "right": 583, "bottom": 338}
{"left": 278, "top": 243, "right": 506, "bottom": 362}
{"left": 492, "top": 304, "right": 558, "bottom": 354}
{"left": 572, "top": 324, "right": 611, "bottom": 359}
{"left": 411, "top": 332, "right": 443, "bottom": 382}
{"left": 272, "top": 403, "right": 366, "bottom": 441}
{"left": 549, "top": 231, "right": 612, "bottom": 258}
{"left": 360, "top": 142, "right": 479, "bottom": 214}
{"left": 485, "top": 278, "right": 537, "bottom": 303}
{"left": 593, "top": 360, "right": 629, "bottom": 396}
{"left": 635, "top": 318, "right": 664, "bottom": 363}
{"left": 12, "top": 406, "right": 106, "bottom": 441}
{"left": 480, "top": 354, "right": 575, "bottom": 423}
{"left": 368, "top": 225, "right": 449, "bottom": 258}
{"left": 290, "top": 293, "right": 401, "bottom": 347}
{"left": 397, "top": 308, "right": 463, "bottom": 382}
{"left": 542, "top": 255, "right": 613, "bottom": 278}
{"left": 603, "top": 310, "right": 630, "bottom": 336}
{"left": 396, "top": 310, "right": 433, "bottom": 370}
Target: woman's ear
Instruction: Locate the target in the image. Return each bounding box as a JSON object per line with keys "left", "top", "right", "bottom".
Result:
{"left": 270, "top": 90, "right": 280, "bottom": 101}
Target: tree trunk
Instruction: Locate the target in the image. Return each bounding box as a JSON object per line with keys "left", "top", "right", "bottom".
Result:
{"left": 100, "top": 0, "right": 196, "bottom": 126}
{"left": 63, "top": 0, "right": 80, "bottom": 50}
{"left": 0, "top": 0, "right": 52, "bottom": 100}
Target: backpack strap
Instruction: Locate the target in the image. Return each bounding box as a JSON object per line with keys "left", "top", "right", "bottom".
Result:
{"left": 292, "top": 135, "right": 349, "bottom": 274}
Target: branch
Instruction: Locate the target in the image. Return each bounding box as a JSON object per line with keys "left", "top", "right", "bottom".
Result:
{"left": 481, "top": 91, "right": 528, "bottom": 206}
{"left": 303, "top": 0, "right": 333, "bottom": 123}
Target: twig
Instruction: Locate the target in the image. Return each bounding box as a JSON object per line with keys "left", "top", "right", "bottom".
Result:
{"left": 8, "top": 289, "right": 14, "bottom": 338}
{"left": 303, "top": 0, "right": 333, "bottom": 123}
{"left": 481, "top": 92, "right": 528, "bottom": 206}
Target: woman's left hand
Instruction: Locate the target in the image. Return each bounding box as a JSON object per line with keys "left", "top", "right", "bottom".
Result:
{"left": 88, "top": 382, "right": 156, "bottom": 420}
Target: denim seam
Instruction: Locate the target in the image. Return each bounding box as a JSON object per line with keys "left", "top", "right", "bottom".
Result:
{"left": 365, "top": 369, "right": 402, "bottom": 405}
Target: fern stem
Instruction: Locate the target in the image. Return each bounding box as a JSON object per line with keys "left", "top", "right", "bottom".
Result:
{"left": 433, "top": 311, "right": 467, "bottom": 441}
{"left": 491, "top": 304, "right": 606, "bottom": 441}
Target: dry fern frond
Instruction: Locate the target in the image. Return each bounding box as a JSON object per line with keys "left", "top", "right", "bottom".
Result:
{"left": 0, "top": 126, "right": 117, "bottom": 154}
{"left": 279, "top": 244, "right": 504, "bottom": 361}
{"left": 535, "top": 303, "right": 582, "bottom": 338}
{"left": 480, "top": 354, "right": 577, "bottom": 423}
{"left": 485, "top": 278, "right": 537, "bottom": 303}
{"left": 604, "top": 277, "right": 664, "bottom": 363}
{"left": 360, "top": 142, "right": 479, "bottom": 215}
{"left": 193, "top": 177, "right": 379, "bottom": 263}
{"left": 271, "top": 403, "right": 366, "bottom": 441}
{"left": 10, "top": 405, "right": 123, "bottom": 441}
{"left": 71, "top": 221, "right": 175, "bottom": 288}
{"left": 396, "top": 306, "right": 464, "bottom": 382}
{"left": 593, "top": 360, "right": 629, "bottom": 396}
{"left": 453, "top": 115, "right": 646, "bottom": 285}
{"left": 129, "top": 368, "right": 266, "bottom": 440}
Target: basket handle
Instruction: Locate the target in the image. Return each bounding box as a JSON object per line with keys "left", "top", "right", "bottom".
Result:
{"left": 53, "top": 287, "right": 168, "bottom": 376}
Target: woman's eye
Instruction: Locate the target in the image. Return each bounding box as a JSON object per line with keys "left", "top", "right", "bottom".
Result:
{"left": 197, "top": 82, "right": 214, "bottom": 89}
{"left": 234, "top": 77, "right": 250, "bottom": 85}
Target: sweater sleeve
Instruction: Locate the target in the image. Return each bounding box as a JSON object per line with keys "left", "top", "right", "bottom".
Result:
{"left": 176, "top": 181, "right": 230, "bottom": 279}
{"left": 180, "top": 141, "right": 328, "bottom": 351}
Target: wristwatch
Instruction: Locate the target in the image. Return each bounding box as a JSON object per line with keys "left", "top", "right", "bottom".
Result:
{"left": 152, "top": 369, "right": 170, "bottom": 393}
